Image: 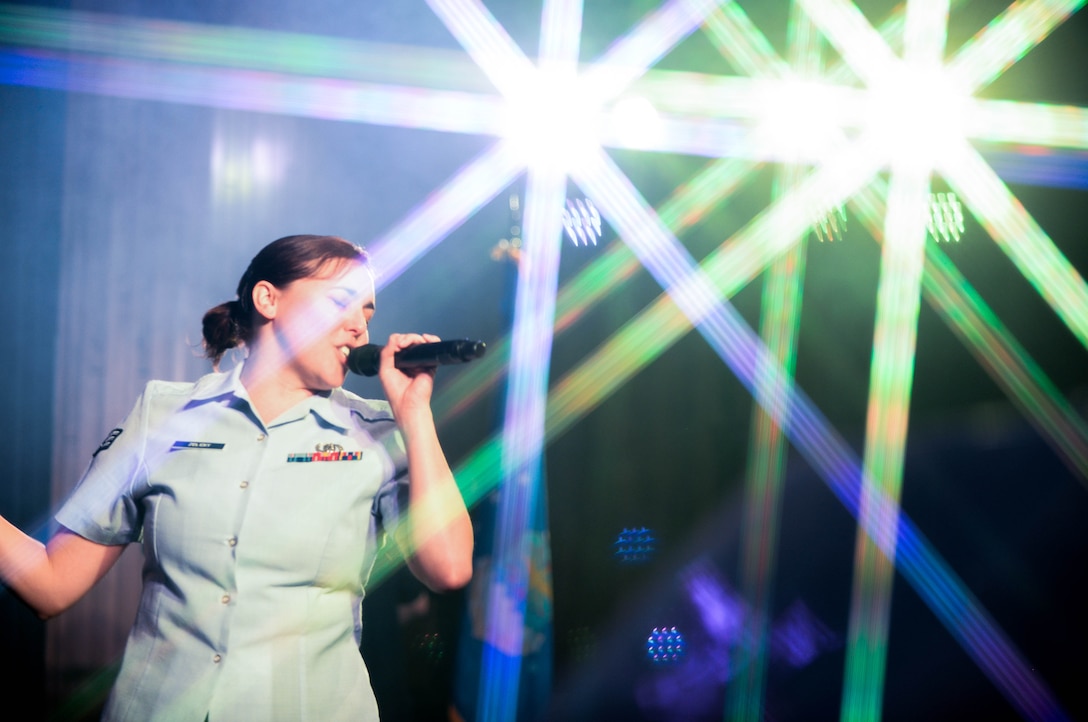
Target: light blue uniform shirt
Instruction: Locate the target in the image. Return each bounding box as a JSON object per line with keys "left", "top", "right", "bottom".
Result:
{"left": 56, "top": 364, "right": 408, "bottom": 721}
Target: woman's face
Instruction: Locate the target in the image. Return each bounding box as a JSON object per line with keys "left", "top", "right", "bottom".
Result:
{"left": 269, "top": 259, "right": 375, "bottom": 391}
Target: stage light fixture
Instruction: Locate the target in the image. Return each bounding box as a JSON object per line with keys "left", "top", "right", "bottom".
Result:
{"left": 413, "top": 631, "right": 448, "bottom": 665}
{"left": 645, "top": 626, "right": 685, "bottom": 664}
{"left": 613, "top": 526, "right": 657, "bottom": 564}
{"left": 562, "top": 197, "right": 602, "bottom": 246}
{"left": 927, "top": 191, "right": 965, "bottom": 243}
{"left": 562, "top": 625, "right": 597, "bottom": 664}
{"left": 813, "top": 204, "right": 848, "bottom": 243}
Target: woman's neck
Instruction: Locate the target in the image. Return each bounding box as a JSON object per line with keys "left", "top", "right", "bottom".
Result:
{"left": 238, "top": 351, "right": 314, "bottom": 424}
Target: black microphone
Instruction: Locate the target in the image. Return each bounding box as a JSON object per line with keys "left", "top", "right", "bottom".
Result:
{"left": 347, "top": 339, "right": 487, "bottom": 377}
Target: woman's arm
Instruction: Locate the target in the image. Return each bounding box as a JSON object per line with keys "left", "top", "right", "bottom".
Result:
{"left": 396, "top": 406, "right": 474, "bottom": 591}
{"left": 379, "top": 334, "right": 473, "bottom": 592}
{"left": 0, "top": 518, "right": 126, "bottom": 619}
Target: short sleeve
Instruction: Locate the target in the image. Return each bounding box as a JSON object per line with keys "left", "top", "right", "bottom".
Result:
{"left": 372, "top": 469, "right": 409, "bottom": 544}
{"left": 370, "top": 424, "right": 409, "bottom": 544}
{"left": 55, "top": 387, "right": 152, "bottom": 546}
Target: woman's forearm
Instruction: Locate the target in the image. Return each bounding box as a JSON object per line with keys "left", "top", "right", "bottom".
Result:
{"left": 398, "top": 410, "right": 474, "bottom": 592}
{"left": 0, "top": 519, "right": 126, "bottom": 619}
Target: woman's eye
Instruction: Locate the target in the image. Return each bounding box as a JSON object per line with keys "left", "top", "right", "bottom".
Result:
{"left": 330, "top": 296, "right": 350, "bottom": 309}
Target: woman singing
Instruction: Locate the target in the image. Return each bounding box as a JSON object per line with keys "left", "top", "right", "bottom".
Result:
{"left": 0, "top": 234, "right": 473, "bottom": 720}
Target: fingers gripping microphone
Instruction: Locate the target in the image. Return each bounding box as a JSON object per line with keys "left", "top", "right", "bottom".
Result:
{"left": 347, "top": 340, "right": 487, "bottom": 377}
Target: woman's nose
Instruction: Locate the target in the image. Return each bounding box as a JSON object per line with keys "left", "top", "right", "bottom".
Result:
{"left": 344, "top": 304, "right": 368, "bottom": 335}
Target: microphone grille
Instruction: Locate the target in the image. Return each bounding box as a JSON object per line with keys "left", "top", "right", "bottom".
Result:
{"left": 346, "top": 345, "right": 383, "bottom": 376}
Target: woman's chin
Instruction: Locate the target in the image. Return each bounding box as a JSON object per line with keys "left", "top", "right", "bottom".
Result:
{"left": 303, "top": 370, "right": 344, "bottom": 393}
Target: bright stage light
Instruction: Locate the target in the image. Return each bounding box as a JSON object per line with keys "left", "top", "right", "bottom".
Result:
{"left": 605, "top": 94, "right": 664, "bottom": 149}
{"left": 864, "top": 62, "right": 969, "bottom": 171}
{"left": 499, "top": 67, "right": 601, "bottom": 172}
{"left": 753, "top": 78, "right": 848, "bottom": 164}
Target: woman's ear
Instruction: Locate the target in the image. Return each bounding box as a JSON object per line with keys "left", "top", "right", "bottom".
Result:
{"left": 251, "top": 280, "right": 278, "bottom": 321}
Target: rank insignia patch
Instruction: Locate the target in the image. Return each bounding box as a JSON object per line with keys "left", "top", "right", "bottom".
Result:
{"left": 94, "top": 428, "right": 123, "bottom": 457}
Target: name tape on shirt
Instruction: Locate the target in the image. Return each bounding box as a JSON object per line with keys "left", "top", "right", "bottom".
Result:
{"left": 171, "top": 440, "right": 226, "bottom": 451}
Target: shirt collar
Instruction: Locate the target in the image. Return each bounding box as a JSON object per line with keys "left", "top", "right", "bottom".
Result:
{"left": 190, "top": 362, "right": 246, "bottom": 402}
{"left": 189, "top": 362, "right": 353, "bottom": 431}
{"left": 308, "top": 389, "right": 355, "bottom": 431}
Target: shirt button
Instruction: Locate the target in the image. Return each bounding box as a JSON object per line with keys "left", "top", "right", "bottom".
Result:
{"left": 256, "top": 433, "right": 266, "bottom": 442}
{"left": 221, "top": 594, "right": 231, "bottom": 604}
{"left": 227, "top": 536, "right": 238, "bottom": 547}
{"left": 239, "top": 480, "right": 249, "bottom": 489}
{"left": 212, "top": 654, "right": 222, "bottom": 664}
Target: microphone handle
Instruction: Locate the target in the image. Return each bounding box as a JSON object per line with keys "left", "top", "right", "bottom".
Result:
{"left": 346, "top": 340, "right": 486, "bottom": 376}
{"left": 395, "top": 340, "right": 485, "bottom": 369}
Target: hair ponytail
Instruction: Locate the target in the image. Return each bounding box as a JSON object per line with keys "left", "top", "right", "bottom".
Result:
{"left": 202, "top": 299, "right": 246, "bottom": 368}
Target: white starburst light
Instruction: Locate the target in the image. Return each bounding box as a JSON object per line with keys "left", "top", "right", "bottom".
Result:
{"left": 499, "top": 66, "right": 602, "bottom": 172}
{"left": 864, "top": 61, "right": 969, "bottom": 172}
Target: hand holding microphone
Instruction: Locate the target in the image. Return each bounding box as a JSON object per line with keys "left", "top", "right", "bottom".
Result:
{"left": 347, "top": 339, "right": 487, "bottom": 377}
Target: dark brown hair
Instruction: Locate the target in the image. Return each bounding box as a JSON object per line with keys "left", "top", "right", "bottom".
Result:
{"left": 202, "top": 234, "right": 368, "bottom": 366}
